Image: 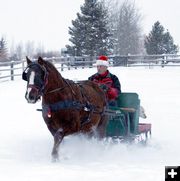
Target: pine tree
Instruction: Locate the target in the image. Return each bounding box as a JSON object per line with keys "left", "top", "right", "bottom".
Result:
{"left": 144, "top": 21, "right": 178, "bottom": 54}
{"left": 163, "top": 31, "right": 179, "bottom": 54}
{"left": 67, "top": 0, "right": 112, "bottom": 57}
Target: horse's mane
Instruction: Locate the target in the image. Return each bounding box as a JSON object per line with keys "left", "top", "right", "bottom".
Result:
{"left": 45, "top": 61, "right": 58, "bottom": 72}
{"left": 45, "top": 61, "right": 62, "bottom": 80}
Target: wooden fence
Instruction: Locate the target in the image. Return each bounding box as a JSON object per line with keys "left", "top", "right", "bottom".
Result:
{"left": 0, "top": 57, "right": 95, "bottom": 81}
{"left": 0, "top": 54, "right": 180, "bottom": 81}
{"left": 0, "top": 60, "right": 25, "bottom": 81}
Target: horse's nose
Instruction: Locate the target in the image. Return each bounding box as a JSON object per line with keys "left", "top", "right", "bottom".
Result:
{"left": 29, "top": 93, "right": 36, "bottom": 101}
{"left": 25, "top": 91, "right": 36, "bottom": 103}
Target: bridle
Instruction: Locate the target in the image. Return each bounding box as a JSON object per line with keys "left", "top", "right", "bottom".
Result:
{"left": 22, "top": 62, "right": 48, "bottom": 97}
{"left": 22, "top": 62, "right": 73, "bottom": 97}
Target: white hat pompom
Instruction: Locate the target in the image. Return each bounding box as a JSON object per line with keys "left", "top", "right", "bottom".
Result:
{"left": 94, "top": 55, "right": 109, "bottom": 67}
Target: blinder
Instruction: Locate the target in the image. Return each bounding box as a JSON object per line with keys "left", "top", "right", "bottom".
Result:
{"left": 22, "top": 67, "right": 29, "bottom": 81}
{"left": 22, "top": 62, "right": 47, "bottom": 82}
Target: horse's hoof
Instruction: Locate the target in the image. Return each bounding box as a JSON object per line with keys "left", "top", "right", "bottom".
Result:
{"left": 51, "top": 157, "right": 59, "bottom": 162}
{"left": 51, "top": 153, "right": 59, "bottom": 162}
{"left": 51, "top": 156, "right": 59, "bottom": 162}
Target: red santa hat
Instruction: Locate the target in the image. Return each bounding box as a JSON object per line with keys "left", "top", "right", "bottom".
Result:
{"left": 94, "top": 55, "right": 109, "bottom": 67}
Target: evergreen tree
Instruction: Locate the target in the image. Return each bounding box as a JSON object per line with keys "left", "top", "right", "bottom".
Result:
{"left": 67, "top": 0, "right": 112, "bottom": 57}
{"left": 144, "top": 21, "right": 178, "bottom": 54}
{"left": 163, "top": 31, "right": 179, "bottom": 54}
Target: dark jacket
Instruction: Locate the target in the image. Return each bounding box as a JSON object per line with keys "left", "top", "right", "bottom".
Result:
{"left": 88, "top": 70, "right": 121, "bottom": 100}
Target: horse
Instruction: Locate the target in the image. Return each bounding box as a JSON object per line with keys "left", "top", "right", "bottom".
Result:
{"left": 22, "top": 56, "right": 108, "bottom": 161}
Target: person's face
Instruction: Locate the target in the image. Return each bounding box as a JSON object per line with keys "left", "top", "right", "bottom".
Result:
{"left": 97, "top": 65, "right": 107, "bottom": 74}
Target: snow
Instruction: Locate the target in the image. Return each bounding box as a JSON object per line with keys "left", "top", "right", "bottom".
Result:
{"left": 0, "top": 66, "right": 180, "bottom": 181}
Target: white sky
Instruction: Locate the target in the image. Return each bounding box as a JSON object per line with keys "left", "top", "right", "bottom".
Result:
{"left": 137, "top": 0, "right": 180, "bottom": 45}
{"left": 0, "top": 0, "right": 180, "bottom": 51}
{"left": 0, "top": 0, "right": 84, "bottom": 51}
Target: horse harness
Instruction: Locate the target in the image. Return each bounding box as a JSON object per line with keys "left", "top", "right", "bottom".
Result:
{"left": 42, "top": 80, "right": 106, "bottom": 126}
{"left": 23, "top": 61, "right": 106, "bottom": 126}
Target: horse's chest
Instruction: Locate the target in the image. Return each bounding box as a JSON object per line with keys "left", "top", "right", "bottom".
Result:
{"left": 42, "top": 106, "right": 80, "bottom": 130}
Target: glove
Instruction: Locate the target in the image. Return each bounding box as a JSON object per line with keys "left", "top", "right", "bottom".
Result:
{"left": 107, "top": 88, "right": 119, "bottom": 100}
{"left": 99, "top": 84, "right": 109, "bottom": 92}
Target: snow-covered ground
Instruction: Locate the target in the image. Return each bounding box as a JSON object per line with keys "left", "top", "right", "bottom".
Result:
{"left": 0, "top": 66, "right": 180, "bottom": 181}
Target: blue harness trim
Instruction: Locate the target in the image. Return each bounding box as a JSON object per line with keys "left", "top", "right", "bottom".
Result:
{"left": 42, "top": 100, "right": 105, "bottom": 126}
{"left": 43, "top": 100, "right": 93, "bottom": 112}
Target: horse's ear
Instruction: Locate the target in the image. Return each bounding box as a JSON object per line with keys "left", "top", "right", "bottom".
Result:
{"left": 26, "top": 56, "right": 32, "bottom": 65}
{"left": 38, "top": 56, "right": 45, "bottom": 65}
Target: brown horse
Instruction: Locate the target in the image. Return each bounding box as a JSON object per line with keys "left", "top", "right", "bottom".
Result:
{"left": 22, "top": 57, "right": 108, "bottom": 161}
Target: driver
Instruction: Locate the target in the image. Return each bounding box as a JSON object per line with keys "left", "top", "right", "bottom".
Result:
{"left": 88, "top": 55, "right": 121, "bottom": 106}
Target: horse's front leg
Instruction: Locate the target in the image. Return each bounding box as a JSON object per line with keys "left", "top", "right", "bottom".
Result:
{"left": 51, "top": 128, "right": 64, "bottom": 162}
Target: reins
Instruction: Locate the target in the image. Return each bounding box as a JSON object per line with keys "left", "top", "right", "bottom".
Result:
{"left": 45, "top": 78, "right": 76, "bottom": 96}
{"left": 46, "top": 85, "right": 68, "bottom": 94}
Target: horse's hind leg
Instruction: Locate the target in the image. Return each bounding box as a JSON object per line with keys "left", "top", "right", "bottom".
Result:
{"left": 51, "top": 128, "right": 64, "bottom": 162}
{"left": 96, "top": 115, "right": 108, "bottom": 138}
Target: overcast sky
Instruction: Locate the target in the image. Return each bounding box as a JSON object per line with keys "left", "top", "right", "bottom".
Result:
{"left": 0, "top": 0, "right": 180, "bottom": 51}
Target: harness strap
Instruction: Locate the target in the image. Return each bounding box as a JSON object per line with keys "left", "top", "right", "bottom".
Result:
{"left": 42, "top": 99, "right": 105, "bottom": 124}
{"left": 63, "top": 78, "right": 76, "bottom": 95}
{"left": 46, "top": 85, "right": 68, "bottom": 94}
{"left": 42, "top": 100, "right": 96, "bottom": 113}
{"left": 42, "top": 82, "right": 106, "bottom": 127}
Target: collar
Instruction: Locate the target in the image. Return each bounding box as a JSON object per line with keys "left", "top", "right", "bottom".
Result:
{"left": 98, "top": 70, "right": 109, "bottom": 78}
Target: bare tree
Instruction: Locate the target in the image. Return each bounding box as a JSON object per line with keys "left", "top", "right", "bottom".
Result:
{"left": 9, "top": 39, "right": 15, "bottom": 58}
{"left": 35, "top": 42, "right": 45, "bottom": 57}
{"left": 107, "top": 0, "right": 143, "bottom": 55}
{"left": 0, "top": 37, "right": 8, "bottom": 62}
{"left": 24, "top": 41, "right": 35, "bottom": 58}
{"left": 15, "top": 42, "right": 24, "bottom": 61}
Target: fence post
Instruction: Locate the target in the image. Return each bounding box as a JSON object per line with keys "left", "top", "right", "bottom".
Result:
{"left": 61, "top": 63, "right": 64, "bottom": 71}
{"left": 68, "top": 63, "right": 70, "bottom": 70}
{"left": 67, "top": 57, "right": 70, "bottom": 70}
{"left": 10, "top": 61, "right": 14, "bottom": 81}
{"left": 161, "top": 55, "right": 166, "bottom": 68}
{"left": 22, "top": 60, "right": 25, "bottom": 71}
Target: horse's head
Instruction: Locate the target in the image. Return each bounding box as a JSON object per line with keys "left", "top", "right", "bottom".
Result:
{"left": 22, "top": 56, "right": 48, "bottom": 103}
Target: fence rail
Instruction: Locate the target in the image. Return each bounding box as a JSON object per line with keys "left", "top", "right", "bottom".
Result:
{"left": 0, "top": 54, "right": 180, "bottom": 81}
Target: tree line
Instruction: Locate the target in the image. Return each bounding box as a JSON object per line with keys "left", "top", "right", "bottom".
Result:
{"left": 0, "top": 39, "right": 61, "bottom": 63}
{"left": 66, "top": 0, "right": 178, "bottom": 57}
{"left": 0, "top": 0, "right": 179, "bottom": 62}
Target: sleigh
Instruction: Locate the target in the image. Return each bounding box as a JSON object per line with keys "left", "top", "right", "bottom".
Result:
{"left": 106, "top": 92, "right": 151, "bottom": 143}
